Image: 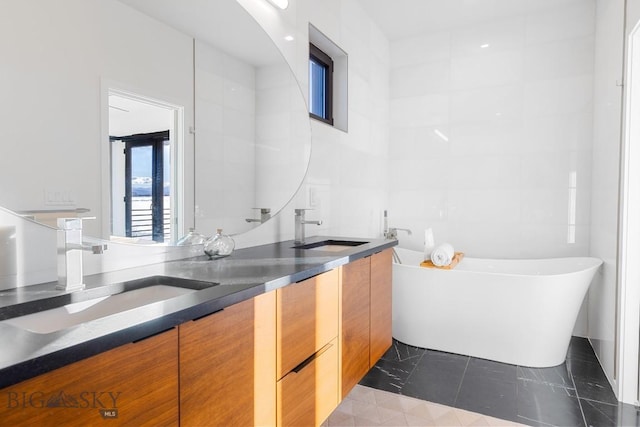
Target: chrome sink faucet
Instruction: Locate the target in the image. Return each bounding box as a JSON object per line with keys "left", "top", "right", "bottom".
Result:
{"left": 294, "top": 209, "right": 322, "bottom": 244}
{"left": 56, "top": 217, "right": 106, "bottom": 291}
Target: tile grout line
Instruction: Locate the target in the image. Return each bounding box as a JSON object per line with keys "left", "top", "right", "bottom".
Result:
{"left": 398, "top": 347, "right": 428, "bottom": 395}
{"left": 452, "top": 356, "right": 470, "bottom": 405}
{"left": 567, "top": 358, "right": 589, "bottom": 427}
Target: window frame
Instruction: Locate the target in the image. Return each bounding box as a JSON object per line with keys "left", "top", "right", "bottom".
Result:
{"left": 309, "top": 43, "right": 334, "bottom": 126}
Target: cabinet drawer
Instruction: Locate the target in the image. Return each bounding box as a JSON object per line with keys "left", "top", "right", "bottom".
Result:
{"left": 277, "top": 338, "right": 338, "bottom": 427}
{"left": 277, "top": 269, "right": 338, "bottom": 379}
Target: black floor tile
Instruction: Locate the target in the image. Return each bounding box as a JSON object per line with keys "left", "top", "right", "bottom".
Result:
{"left": 579, "top": 399, "right": 640, "bottom": 427}
{"left": 401, "top": 369, "right": 462, "bottom": 407}
{"left": 381, "top": 339, "right": 425, "bottom": 366}
{"left": 359, "top": 358, "right": 413, "bottom": 394}
{"left": 517, "top": 364, "right": 574, "bottom": 388}
{"left": 401, "top": 351, "right": 468, "bottom": 406}
{"left": 456, "top": 375, "right": 518, "bottom": 423}
{"left": 465, "top": 357, "right": 517, "bottom": 384}
{"left": 517, "top": 380, "right": 584, "bottom": 427}
{"left": 417, "top": 349, "right": 468, "bottom": 367}
{"left": 567, "top": 359, "right": 617, "bottom": 405}
{"left": 366, "top": 336, "right": 622, "bottom": 427}
{"left": 567, "top": 336, "right": 598, "bottom": 363}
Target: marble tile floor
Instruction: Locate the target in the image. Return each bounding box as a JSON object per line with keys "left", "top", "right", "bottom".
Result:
{"left": 357, "top": 337, "right": 640, "bottom": 427}
{"left": 324, "top": 384, "right": 527, "bottom": 426}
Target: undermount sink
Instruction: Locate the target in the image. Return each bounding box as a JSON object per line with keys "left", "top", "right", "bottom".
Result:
{"left": 2, "top": 276, "right": 217, "bottom": 334}
{"left": 293, "top": 239, "right": 368, "bottom": 252}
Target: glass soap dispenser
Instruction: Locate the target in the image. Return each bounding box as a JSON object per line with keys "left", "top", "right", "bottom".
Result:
{"left": 204, "top": 229, "right": 235, "bottom": 259}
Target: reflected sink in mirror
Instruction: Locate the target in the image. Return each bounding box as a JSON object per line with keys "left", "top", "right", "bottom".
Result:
{"left": 293, "top": 240, "right": 369, "bottom": 252}
{"left": 2, "top": 276, "right": 217, "bottom": 334}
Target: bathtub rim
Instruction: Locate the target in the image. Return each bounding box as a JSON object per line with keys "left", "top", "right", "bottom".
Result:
{"left": 392, "top": 248, "right": 602, "bottom": 278}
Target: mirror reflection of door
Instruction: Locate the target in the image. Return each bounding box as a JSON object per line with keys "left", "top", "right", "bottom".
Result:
{"left": 110, "top": 131, "right": 169, "bottom": 242}
{"left": 108, "top": 91, "right": 179, "bottom": 244}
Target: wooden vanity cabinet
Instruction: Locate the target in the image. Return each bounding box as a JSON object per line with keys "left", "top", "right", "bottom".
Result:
{"left": 340, "top": 256, "right": 371, "bottom": 398}
{"left": 0, "top": 328, "right": 179, "bottom": 427}
{"left": 0, "top": 248, "right": 393, "bottom": 427}
{"left": 340, "top": 249, "right": 393, "bottom": 398}
{"left": 370, "top": 249, "right": 393, "bottom": 367}
{"left": 276, "top": 269, "right": 339, "bottom": 427}
{"left": 179, "top": 291, "right": 276, "bottom": 427}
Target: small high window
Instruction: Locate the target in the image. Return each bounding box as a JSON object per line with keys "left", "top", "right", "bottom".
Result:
{"left": 309, "top": 24, "right": 347, "bottom": 132}
{"left": 309, "top": 43, "right": 333, "bottom": 125}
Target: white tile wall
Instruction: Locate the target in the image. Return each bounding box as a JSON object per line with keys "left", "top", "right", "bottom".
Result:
{"left": 388, "top": 0, "right": 596, "bottom": 259}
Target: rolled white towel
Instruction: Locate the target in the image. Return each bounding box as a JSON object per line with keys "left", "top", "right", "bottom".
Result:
{"left": 430, "top": 243, "right": 455, "bottom": 267}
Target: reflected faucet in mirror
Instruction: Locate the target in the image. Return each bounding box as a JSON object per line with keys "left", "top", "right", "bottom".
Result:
{"left": 246, "top": 208, "right": 271, "bottom": 224}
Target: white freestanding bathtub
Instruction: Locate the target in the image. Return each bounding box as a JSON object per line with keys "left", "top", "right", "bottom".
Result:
{"left": 392, "top": 247, "right": 602, "bottom": 367}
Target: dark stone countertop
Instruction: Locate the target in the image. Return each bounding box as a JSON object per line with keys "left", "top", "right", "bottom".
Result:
{"left": 0, "top": 236, "right": 396, "bottom": 389}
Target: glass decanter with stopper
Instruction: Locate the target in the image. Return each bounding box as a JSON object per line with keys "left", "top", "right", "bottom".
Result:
{"left": 204, "top": 228, "right": 235, "bottom": 259}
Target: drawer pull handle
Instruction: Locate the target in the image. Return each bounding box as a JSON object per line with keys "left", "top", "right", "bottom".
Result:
{"left": 292, "top": 342, "right": 333, "bottom": 374}
{"left": 132, "top": 326, "right": 175, "bottom": 343}
{"left": 191, "top": 308, "right": 224, "bottom": 322}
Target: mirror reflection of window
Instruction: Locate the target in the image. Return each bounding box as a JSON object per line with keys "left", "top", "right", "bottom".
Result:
{"left": 108, "top": 92, "right": 180, "bottom": 244}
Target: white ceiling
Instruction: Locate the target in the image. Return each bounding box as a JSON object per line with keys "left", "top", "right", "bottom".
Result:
{"left": 357, "top": 0, "right": 584, "bottom": 41}
{"left": 117, "top": 0, "right": 282, "bottom": 66}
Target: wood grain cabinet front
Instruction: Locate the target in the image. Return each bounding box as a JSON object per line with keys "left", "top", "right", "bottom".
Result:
{"left": 276, "top": 269, "right": 339, "bottom": 380}
{"left": 370, "top": 249, "right": 393, "bottom": 367}
{"left": 341, "top": 249, "right": 393, "bottom": 398}
{"left": 179, "top": 291, "right": 276, "bottom": 427}
{"left": 0, "top": 328, "right": 179, "bottom": 427}
{"left": 277, "top": 338, "right": 339, "bottom": 427}
{"left": 340, "top": 256, "right": 371, "bottom": 399}
{"left": 276, "top": 269, "right": 339, "bottom": 426}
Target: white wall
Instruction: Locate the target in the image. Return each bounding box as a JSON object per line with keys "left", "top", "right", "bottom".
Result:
{"left": 588, "top": 0, "right": 626, "bottom": 401}
{"left": 234, "top": 0, "right": 390, "bottom": 248}
{"left": 387, "top": 1, "right": 596, "bottom": 259}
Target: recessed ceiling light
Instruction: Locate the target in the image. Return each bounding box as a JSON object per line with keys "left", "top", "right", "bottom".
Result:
{"left": 284, "top": 35, "right": 295, "bottom": 41}
{"left": 480, "top": 43, "right": 490, "bottom": 49}
{"left": 267, "top": 0, "right": 289, "bottom": 9}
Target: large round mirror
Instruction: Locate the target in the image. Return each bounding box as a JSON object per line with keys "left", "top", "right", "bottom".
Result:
{"left": 0, "top": 0, "right": 310, "bottom": 244}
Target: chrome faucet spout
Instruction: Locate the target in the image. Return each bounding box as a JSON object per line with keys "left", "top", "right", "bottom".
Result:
{"left": 384, "top": 227, "right": 412, "bottom": 240}
{"left": 294, "top": 209, "right": 322, "bottom": 244}
{"left": 56, "top": 217, "right": 104, "bottom": 291}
